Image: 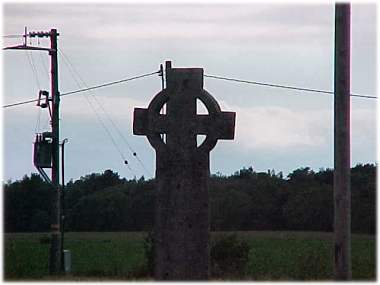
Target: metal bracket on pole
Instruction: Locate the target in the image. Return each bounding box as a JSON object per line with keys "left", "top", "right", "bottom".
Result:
{"left": 36, "top": 167, "right": 53, "bottom": 185}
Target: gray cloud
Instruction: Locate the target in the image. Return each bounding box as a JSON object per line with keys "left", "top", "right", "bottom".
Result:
{"left": 3, "top": 4, "right": 340, "bottom": 47}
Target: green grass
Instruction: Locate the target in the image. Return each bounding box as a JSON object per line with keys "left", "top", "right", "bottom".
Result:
{"left": 4, "top": 231, "right": 375, "bottom": 281}
{"left": 4, "top": 232, "right": 148, "bottom": 280}
{"left": 225, "top": 231, "right": 376, "bottom": 280}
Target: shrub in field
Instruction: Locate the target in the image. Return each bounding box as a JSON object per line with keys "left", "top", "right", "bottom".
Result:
{"left": 4, "top": 238, "right": 49, "bottom": 279}
{"left": 210, "top": 234, "right": 250, "bottom": 279}
{"left": 295, "top": 241, "right": 331, "bottom": 280}
{"left": 143, "top": 231, "right": 155, "bottom": 277}
{"left": 143, "top": 232, "right": 251, "bottom": 279}
{"left": 39, "top": 235, "right": 51, "bottom": 244}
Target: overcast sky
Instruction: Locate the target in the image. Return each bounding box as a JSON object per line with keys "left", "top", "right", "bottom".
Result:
{"left": 2, "top": 3, "right": 377, "bottom": 182}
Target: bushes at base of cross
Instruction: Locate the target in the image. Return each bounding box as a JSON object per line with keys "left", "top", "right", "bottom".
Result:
{"left": 143, "top": 231, "right": 154, "bottom": 277}
{"left": 142, "top": 232, "right": 251, "bottom": 279}
{"left": 210, "top": 234, "right": 250, "bottom": 279}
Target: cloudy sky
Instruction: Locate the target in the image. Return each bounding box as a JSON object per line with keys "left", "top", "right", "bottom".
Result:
{"left": 2, "top": 3, "right": 377, "bottom": 182}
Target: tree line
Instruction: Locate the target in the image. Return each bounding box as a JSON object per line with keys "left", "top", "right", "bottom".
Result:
{"left": 4, "top": 164, "right": 376, "bottom": 234}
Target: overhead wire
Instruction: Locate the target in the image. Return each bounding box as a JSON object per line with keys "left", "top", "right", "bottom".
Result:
{"left": 2, "top": 34, "right": 24, "bottom": 38}
{"left": 204, "top": 74, "right": 377, "bottom": 100}
{"left": 24, "top": 50, "right": 41, "bottom": 89}
{"left": 3, "top": 98, "right": 39, "bottom": 108}
{"left": 60, "top": 71, "right": 159, "bottom": 98}
{"left": 24, "top": 45, "right": 44, "bottom": 134}
{"left": 4, "top": 71, "right": 375, "bottom": 110}
{"left": 58, "top": 49, "right": 138, "bottom": 177}
{"left": 58, "top": 48, "right": 151, "bottom": 176}
{"left": 33, "top": 38, "right": 46, "bottom": 134}
{"left": 3, "top": 71, "right": 159, "bottom": 108}
{"left": 37, "top": 39, "right": 50, "bottom": 80}
{"left": 59, "top": 50, "right": 134, "bottom": 174}
{"left": 83, "top": 94, "right": 135, "bottom": 175}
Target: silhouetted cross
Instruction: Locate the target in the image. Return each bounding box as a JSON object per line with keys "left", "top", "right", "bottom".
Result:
{"left": 132, "top": 62, "right": 235, "bottom": 280}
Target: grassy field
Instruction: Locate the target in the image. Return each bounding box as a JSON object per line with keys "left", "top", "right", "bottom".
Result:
{"left": 4, "top": 231, "right": 375, "bottom": 281}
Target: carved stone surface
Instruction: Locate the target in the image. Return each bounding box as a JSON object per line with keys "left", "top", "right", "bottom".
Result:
{"left": 133, "top": 62, "right": 235, "bottom": 280}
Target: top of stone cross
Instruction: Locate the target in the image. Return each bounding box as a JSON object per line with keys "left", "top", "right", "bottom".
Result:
{"left": 166, "top": 67, "right": 204, "bottom": 91}
{"left": 133, "top": 61, "right": 235, "bottom": 154}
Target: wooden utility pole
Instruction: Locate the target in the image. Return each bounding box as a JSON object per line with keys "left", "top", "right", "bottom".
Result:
{"left": 60, "top": 138, "right": 68, "bottom": 272}
{"left": 334, "top": 3, "right": 351, "bottom": 280}
{"left": 49, "top": 28, "right": 62, "bottom": 274}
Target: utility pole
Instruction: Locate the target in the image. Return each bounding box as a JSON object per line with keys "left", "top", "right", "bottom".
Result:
{"left": 334, "top": 4, "right": 351, "bottom": 280}
{"left": 4, "top": 28, "right": 62, "bottom": 274}
{"left": 60, "top": 138, "right": 68, "bottom": 272}
{"left": 49, "top": 28, "right": 62, "bottom": 275}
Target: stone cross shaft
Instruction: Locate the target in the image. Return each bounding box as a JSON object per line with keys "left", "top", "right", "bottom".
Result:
{"left": 133, "top": 62, "right": 235, "bottom": 280}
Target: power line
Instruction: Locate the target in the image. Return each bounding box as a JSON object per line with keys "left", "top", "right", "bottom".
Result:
{"left": 58, "top": 48, "right": 151, "bottom": 176}
{"left": 3, "top": 98, "right": 39, "bottom": 108}
{"left": 204, "top": 74, "right": 377, "bottom": 100}
{"left": 25, "top": 51, "right": 41, "bottom": 89}
{"left": 60, "top": 71, "right": 159, "bottom": 97}
{"left": 38, "top": 40, "right": 50, "bottom": 80}
{"left": 3, "top": 70, "right": 160, "bottom": 108}
{"left": 4, "top": 70, "right": 375, "bottom": 110}
{"left": 58, "top": 50, "right": 137, "bottom": 176}
{"left": 2, "top": 34, "right": 24, "bottom": 38}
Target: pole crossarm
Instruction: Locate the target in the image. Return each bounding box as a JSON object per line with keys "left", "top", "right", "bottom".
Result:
{"left": 3, "top": 44, "right": 54, "bottom": 52}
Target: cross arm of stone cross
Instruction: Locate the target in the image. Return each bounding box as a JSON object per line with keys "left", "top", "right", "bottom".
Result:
{"left": 195, "top": 113, "right": 235, "bottom": 139}
{"left": 133, "top": 89, "right": 235, "bottom": 153}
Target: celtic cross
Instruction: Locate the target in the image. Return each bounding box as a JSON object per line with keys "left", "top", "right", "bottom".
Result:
{"left": 133, "top": 61, "right": 235, "bottom": 280}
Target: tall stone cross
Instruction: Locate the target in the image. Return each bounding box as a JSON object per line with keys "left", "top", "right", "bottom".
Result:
{"left": 133, "top": 61, "right": 235, "bottom": 280}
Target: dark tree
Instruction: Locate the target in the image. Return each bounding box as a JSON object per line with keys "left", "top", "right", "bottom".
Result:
{"left": 4, "top": 174, "right": 51, "bottom": 232}
{"left": 3, "top": 164, "right": 376, "bottom": 234}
